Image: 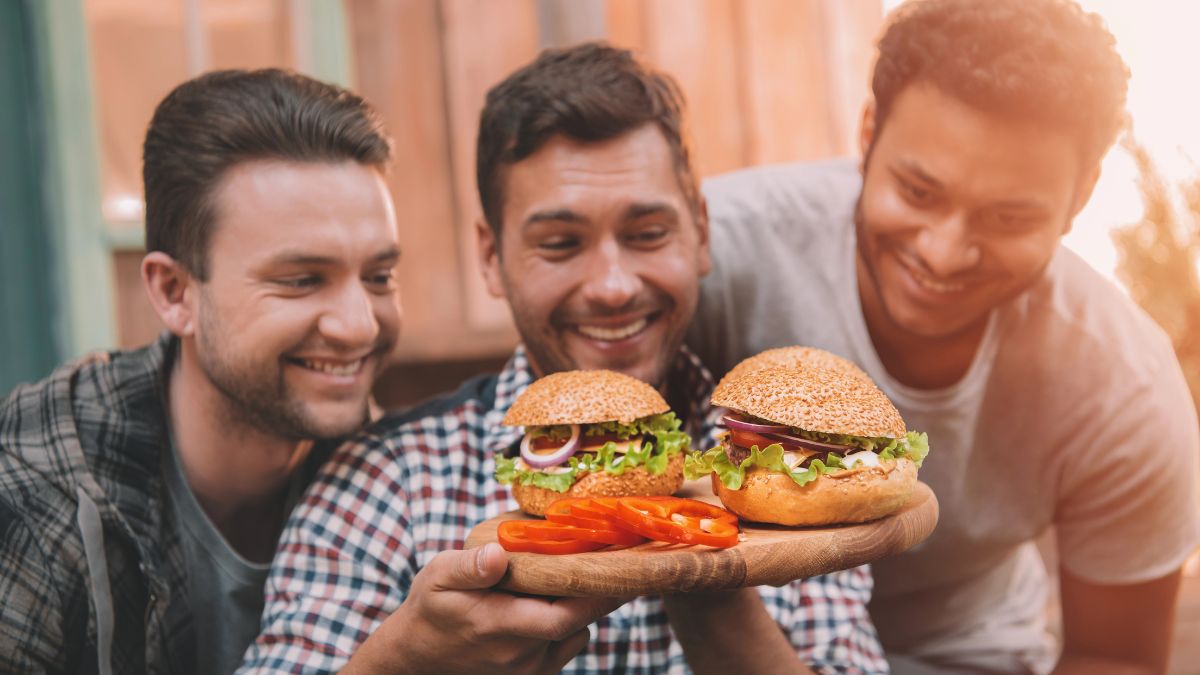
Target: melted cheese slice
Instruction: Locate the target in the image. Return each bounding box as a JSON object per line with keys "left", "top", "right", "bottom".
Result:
{"left": 581, "top": 437, "right": 644, "bottom": 454}
{"left": 514, "top": 458, "right": 574, "bottom": 474}
{"left": 842, "top": 451, "right": 880, "bottom": 469}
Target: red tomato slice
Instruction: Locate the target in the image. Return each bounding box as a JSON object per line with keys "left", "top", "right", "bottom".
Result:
{"left": 728, "top": 429, "right": 819, "bottom": 458}
{"left": 615, "top": 497, "right": 739, "bottom": 548}
{"left": 728, "top": 429, "right": 781, "bottom": 450}
{"left": 496, "top": 520, "right": 608, "bottom": 554}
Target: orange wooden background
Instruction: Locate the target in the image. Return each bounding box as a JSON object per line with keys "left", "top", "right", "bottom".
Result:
{"left": 94, "top": 0, "right": 882, "bottom": 400}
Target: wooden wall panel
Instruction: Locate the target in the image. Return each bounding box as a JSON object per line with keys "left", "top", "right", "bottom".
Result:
{"left": 98, "top": 0, "right": 882, "bottom": 370}
{"left": 440, "top": 0, "right": 541, "bottom": 336}
{"left": 608, "top": 0, "right": 748, "bottom": 177}
{"left": 738, "top": 0, "right": 839, "bottom": 164}
{"left": 346, "top": 0, "right": 516, "bottom": 362}
{"left": 821, "top": 0, "right": 884, "bottom": 155}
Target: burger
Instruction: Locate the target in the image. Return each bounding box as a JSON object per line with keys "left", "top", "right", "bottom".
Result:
{"left": 684, "top": 347, "right": 929, "bottom": 525}
{"left": 494, "top": 369, "right": 690, "bottom": 516}
{"left": 722, "top": 345, "right": 875, "bottom": 384}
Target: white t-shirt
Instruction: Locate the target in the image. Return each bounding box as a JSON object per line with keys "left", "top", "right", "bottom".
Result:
{"left": 688, "top": 159, "right": 1200, "bottom": 672}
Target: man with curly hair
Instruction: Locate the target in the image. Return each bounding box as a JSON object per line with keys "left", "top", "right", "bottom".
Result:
{"left": 688, "top": 0, "right": 1199, "bottom": 672}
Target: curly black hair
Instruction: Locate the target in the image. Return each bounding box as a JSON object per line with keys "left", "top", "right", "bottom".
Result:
{"left": 872, "top": 0, "right": 1129, "bottom": 163}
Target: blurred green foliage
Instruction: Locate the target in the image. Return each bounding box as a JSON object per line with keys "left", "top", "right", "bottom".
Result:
{"left": 1113, "top": 137, "right": 1200, "bottom": 416}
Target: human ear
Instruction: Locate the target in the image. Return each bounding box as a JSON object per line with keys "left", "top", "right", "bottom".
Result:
{"left": 141, "top": 251, "right": 196, "bottom": 336}
{"left": 859, "top": 98, "right": 878, "bottom": 171}
{"left": 475, "top": 218, "right": 505, "bottom": 298}
{"left": 696, "top": 196, "right": 712, "bottom": 277}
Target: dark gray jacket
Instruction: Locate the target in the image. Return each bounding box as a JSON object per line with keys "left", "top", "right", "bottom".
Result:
{"left": 0, "top": 334, "right": 329, "bottom": 673}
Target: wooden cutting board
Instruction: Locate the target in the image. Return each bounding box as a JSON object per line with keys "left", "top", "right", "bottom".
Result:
{"left": 465, "top": 480, "right": 938, "bottom": 597}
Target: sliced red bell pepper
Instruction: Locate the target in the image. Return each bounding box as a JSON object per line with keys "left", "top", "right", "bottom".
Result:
{"left": 615, "top": 497, "right": 739, "bottom": 548}
{"left": 496, "top": 520, "right": 609, "bottom": 554}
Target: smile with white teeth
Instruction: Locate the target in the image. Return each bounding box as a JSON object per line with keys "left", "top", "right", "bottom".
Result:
{"left": 298, "top": 358, "right": 365, "bottom": 376}
{"left": 575, "top": 317, "right": 649, "bottom": 342}
{"left": 907, "top": 264, "right": 967, "bottom": 294}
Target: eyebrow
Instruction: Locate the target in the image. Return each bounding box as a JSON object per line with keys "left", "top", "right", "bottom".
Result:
{"left": 264, "top": 245, "right": 402, "bottom": 268}
{"left": 524, "top": 209, "right": 588, "bottom": 227}
{"left": 894, "top": 160, "right": 1052, "bottom": 211}
{"left": 893, "top": 160, "right": 943, "bottom": 189}
{"left": 523, "top": 202, "right": 680, "bottom": 228}
{"left": 624, "top": 201, "right": 679, "bottom": 221}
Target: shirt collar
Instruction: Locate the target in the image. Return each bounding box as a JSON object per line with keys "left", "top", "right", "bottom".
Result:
{"left": 481, "top": 344, "right": 718, "bottom": 457}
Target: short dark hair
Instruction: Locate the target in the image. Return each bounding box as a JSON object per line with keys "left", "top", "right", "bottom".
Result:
{"left": 872, "top": 0, "right": 1128, "bottom": 164}
{"left": 143, "top": 68, "right": 392, "bottom": 280}
{"left": 475, "top": 42, "right": 698, "bottom": 234}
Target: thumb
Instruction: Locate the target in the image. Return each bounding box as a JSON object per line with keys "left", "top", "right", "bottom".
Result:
{"left": 431, "top": 543, "right": 509, "bottom": 592}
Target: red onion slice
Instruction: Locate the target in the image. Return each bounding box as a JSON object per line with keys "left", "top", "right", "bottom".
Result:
{"left": 763, "top": 432, "right": 853, "bottom": 453}
{"left": 722, "top": 414, "right": 790, "bottom": 434}
{"left": 520, "top": 424, "right": 581, "bottom": 469}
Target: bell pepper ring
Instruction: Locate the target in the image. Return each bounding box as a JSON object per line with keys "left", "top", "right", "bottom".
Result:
{"left": 615, "top": 496, "right": 739, "bottom": 548}
{"left": 496, "top": 520, "right": 610, "bottom": 554}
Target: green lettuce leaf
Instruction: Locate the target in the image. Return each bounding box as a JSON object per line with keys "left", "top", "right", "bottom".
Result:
{"left": 494, "top": 412, "right": 692, "bottom": 493}
{"left": 685, "top": 443, "right": 843, "bottom": 489}
{"left": 526, "top": 425, "right": 574, "bottom": 441}
{"left": 876, "top": 431, "right": 929, "bottom": 468}
{"left": 685, "top": 429, "right": 930, "bottom": 489}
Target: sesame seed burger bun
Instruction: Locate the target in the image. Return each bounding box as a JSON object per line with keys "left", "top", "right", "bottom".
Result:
{"left": 702, "top": 348, "right": 919, "bottom": 525}
{"left": 502, "top": 369, "right": 670, "bottom": 427}
{"left": 712, "top": 457, "right": 918, "bottom": 526}
{"left": 720, "top": 346, "right": 873, "bottom": 386}
{"left": 511, "top": 452, "right": 686, "bottom": 516}
{"left": 712, "top": 359, "right": 905, "bottom": 438}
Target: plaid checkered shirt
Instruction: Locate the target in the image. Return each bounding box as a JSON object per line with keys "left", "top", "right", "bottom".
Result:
{"left": 241, "top": 346, "right": 887, "bottom": 673}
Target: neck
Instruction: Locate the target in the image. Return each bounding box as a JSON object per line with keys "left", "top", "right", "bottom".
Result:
{"left": 856, "top": 253, "right": 987, "bottom": 390}
{"left": 168, "top": 341, "right": 312, "bottom": 561}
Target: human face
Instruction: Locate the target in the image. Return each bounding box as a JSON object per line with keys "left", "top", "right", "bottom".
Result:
{"left": 479, "top": 125, "right": 710, "bottom": 387}
{"left": 191, "top": 160, "right": 401, "bottom": 441}
{"left": 856, "top": 83, "right": 1096, "bottom": 346}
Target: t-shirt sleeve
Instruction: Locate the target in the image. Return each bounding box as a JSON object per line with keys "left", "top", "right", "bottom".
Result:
{"left": 1054, "top": 361, "right": 1200, "bottom": 584}
{"left": 687, "top": 166, "right": 795, "bottom": 378}
{"left": 238, "top": 436, "right": 417, "bottom": 673}
{"left": 687, "top": 160, "right": 864, "bottom": 379}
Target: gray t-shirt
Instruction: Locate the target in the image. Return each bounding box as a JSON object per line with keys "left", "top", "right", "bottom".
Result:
{"left": 689, "top": 159, "right": 1200, "bottom": 673}
{"left": 164, "top": 439, "right": 273, "bottom": 675}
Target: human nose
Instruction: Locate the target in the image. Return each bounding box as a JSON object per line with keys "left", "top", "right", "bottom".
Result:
{"left": 914, "top": 211, "right": 981, "bottom": 277}
{"left": 580, "top": 238, "right": 642, "bottom": 308}
{"left": 319, "top": 281, "right": 381, "bottom": 347}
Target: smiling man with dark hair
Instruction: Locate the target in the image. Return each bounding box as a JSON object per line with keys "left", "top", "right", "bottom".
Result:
{"left": 687, "top": 1, "right": 1199, "bottom": 673}
{"left": 243, "top": 42, "right": 886, "bottom": 674}
{"left": 0, "top": 69, "right": 401, "bottom": 673}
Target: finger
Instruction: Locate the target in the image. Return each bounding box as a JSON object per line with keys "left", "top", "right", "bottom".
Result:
{"left": 540, "top": 627, "right": 591, "bottom": 674}
{"left": 426, "top": 543, "right": 509, "bottom": 592}
{"left": 491, "top": 594, "right": 626, "bottom": 640}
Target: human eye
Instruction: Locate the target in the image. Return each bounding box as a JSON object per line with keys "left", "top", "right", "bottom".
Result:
{"left": 980, "top": 210, "right": 1040, "bottom": 234}
{"left": 275, "top": 274, "right": 321, "bottom": 290}
{"left": 364, "top": 268, "right": 398, "bottom": 292}
{"left": 896, "top": 176, "right": 934, "bottom": 207}
{"left": 626, "top": 225, "right": 669, "bottom": 247}
{"left": 537, "top": 235, "right": 580, "bottom": 256}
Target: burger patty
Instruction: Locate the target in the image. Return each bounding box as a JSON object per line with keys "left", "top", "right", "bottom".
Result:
{"left": 724, "top": 442, "right": 839, "bottom": 469}
{"left": 723, "top": 443, "right": 751, "bottom": 465}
